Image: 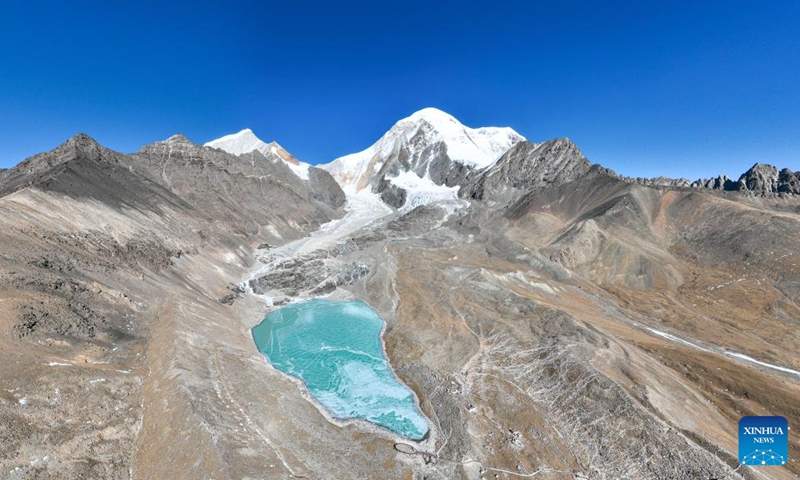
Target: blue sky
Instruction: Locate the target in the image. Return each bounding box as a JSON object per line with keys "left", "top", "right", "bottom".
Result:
{"left": 1, "top": 1, "right": 798, "bottom": 179}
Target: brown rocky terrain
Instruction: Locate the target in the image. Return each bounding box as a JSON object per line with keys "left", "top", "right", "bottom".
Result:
{"left": 0, "top": 134, "right": 343, "bottom": 478}
{"left": 1, "top": 128, "right": 799, "bottom": 480}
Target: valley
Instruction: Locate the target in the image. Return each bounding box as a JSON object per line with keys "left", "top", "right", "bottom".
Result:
{"left": 1, "top": 109, "right": 799, "bottom": 479}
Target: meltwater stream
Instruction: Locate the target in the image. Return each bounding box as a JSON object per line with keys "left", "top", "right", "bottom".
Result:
{"left": 252, "top": 299, "right": 429, "bottom": 440}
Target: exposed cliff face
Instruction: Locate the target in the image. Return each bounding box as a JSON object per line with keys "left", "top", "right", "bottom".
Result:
{"left": 306, "top": 166, "right": 347, "bottom": 207}
{"left": 778, "top": 168, "right": 800, "bottom": 193}
{"left": 737, "top": 163, "right": 780, "bottom": 193}
{"left": 734, "top": 163, "right": 800, "bottom": 195}
{"left": 321, "top": 108, "right": 524, "bottom": 208}
{"left": 460, "top": 138, "right": 591, "bottom": 204}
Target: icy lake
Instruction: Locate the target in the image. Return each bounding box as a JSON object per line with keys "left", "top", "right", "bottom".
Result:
{"left": 251, "top": 299, "right": 429, "bottom": 440}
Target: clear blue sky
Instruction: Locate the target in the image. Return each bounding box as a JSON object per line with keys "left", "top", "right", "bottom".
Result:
{"left": 1, "top": 1, "right": 798, "bottom": 179}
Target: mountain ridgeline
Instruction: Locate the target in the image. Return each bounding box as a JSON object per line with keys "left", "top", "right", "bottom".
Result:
{"left": 623, "top": 162, "right": 800, "bottom": 195}
{"left": 313, "top": 108, "right": 800, "bottom": 210}
{"left": 2, "top": 108, "right": 800, "bottom": 479}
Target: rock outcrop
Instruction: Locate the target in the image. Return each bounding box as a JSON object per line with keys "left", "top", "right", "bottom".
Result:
{"left": 620, "top": 163, "right": 800, "bottom": 196}
{"left": 460, "top": 138, "right": 592, "bottom": 203}
{"left": 736, "top": 163, "right": 800, "bottom": 195}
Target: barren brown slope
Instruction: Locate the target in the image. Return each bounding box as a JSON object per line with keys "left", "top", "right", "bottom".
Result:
{"left": 230, "top": 195, "right": 785, "bottom": 479}
{"left": 228, "top": 148, "right": 800, "bottom": 479}
{"left": 477, "top": 168, "right": 800, "bottom": 477}
{"left": 0, "top": 134, "right": 343, "bottom": 479}
{"left": 3, "top": 127, "right": 799, "bottom": 480}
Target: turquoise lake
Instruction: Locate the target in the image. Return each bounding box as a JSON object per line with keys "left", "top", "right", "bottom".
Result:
{"left": 251, "top": 299, "right": 429, "bottom": 440}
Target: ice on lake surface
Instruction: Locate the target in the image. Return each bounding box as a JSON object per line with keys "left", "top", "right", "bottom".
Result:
{"left": 252, "top": 299, "right": 429, "bottom": 440}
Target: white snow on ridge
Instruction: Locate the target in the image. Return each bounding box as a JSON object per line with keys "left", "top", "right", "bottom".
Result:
{"left": 205, "top": 129, "right": 312, "bottom": 180}
{"left": 205, "top": 128, "right": 266, "bottom": 156}
{"left": 321, "top": 107, "right": 525, "bottom": 193}
{"left": 402, "top": 108, "right": 523, "bottom": 168}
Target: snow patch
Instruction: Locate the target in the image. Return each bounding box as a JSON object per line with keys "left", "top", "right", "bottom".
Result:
{"left": 645, "top": 327, "right": 800, "bottom": 378}
{"left": 46, "top": 361, "right": 72, "bottom": 367}
{"left": 205, "top": 128, "right": 264, "bottom": 155}
{"left": 265, "top": 224, "right": 283, "bottom": 240}
{"left": 725, "top": 352, "right": 800, "bottom": 378}
{"left": 507, "top": 271, "right": 557, "bottom": 295}
{"left": 646, "top": 327, "right": 712, "bottom": 352}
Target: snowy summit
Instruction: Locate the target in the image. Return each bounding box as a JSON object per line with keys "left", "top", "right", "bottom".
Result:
{"left": 320, "top": 107, "right": 525, "bottom": 195}
{"left": 205, "top": 129, "right": 312, "bottom": 180}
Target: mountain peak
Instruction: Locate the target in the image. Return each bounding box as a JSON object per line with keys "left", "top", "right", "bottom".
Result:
{"left": 205, "top": 129, "right": 312, "bottom": 180}
{"left": 205, "top": 128, "right": 267, "bottom": 156}
{"left": 459, "top": 138, "right": 591, "bottom": 202}
{"left": 163, "top": 133, "right": 192, "bottom": 144}
{"left": 405, "top": 107, "right": 460, "bottom": 125}
{"left": 737, "top": 162, "right": 781, "bottom": 194}
{"left": 60, "top": 133, "right": 105, "bottom": 160}
{"left": 0, "top": 133, "right": 118, "bottom": 197}
{"left": 397, "top": 108, "right": 525, "bottom": 167}
{"left": 65, "top": 132, "right": 100, "bottom": 146}
{"left": 322, "top": 108, "right": 526, "bottom": 197}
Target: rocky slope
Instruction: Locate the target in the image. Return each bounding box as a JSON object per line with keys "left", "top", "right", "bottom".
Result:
{"left": 0, "top": 133, "right": 343, "bottom": 479}
{"left": 1, "top": 115, "right": 800, "bottom": 480}
{"left": 460, "top": 138, "right": 592, "bottom": 204}
{"left": 205, "top": 128, "right": 346, "bottom": 207}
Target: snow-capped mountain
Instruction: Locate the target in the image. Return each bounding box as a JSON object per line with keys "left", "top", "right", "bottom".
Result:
{"left": 205, "top": 128, "right": 311, "bottom": 180}
{"left": 320, "top": 108, "right": 525, "bottom": 208}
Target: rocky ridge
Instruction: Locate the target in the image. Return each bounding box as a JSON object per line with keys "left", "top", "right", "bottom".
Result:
{"left": 0, "top": 132, "right": 344, "bottom": 478}
{"left": 621, "top": 162, "right": 800, "bottom": 195}
{"left": 318, "top": 108, "right": 799, "bottom": 213}
{"left": 2, "top": 111, "right": 800, "bottom": 479}
{"left": 460, "top": 138, "right": 592, "bottom": 204}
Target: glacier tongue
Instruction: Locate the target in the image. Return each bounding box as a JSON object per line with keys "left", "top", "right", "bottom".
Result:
{"left": 387, "top": 170, "right": 462, "bottom": 212}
